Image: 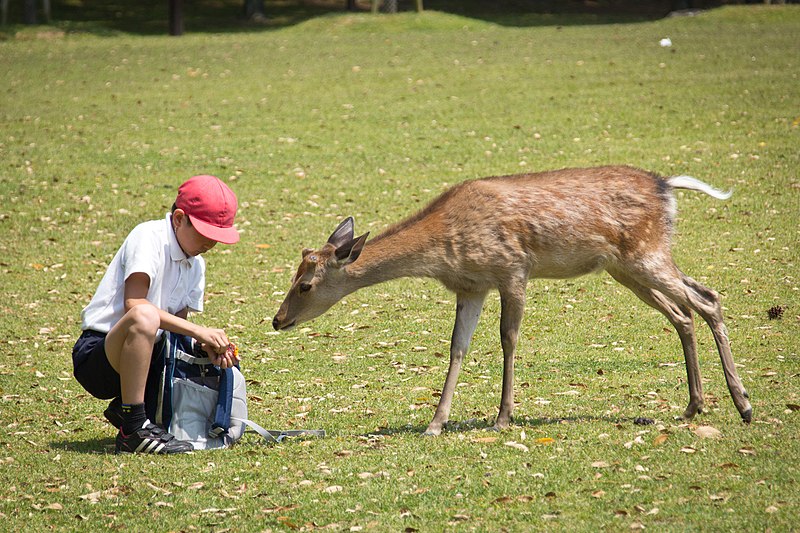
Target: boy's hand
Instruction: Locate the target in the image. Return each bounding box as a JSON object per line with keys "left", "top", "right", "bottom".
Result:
{"left": 207, "top": 342, "right": 239, "bottom": 369}
{"left": 196, "top": 327, "right": 240, "bottom": 369}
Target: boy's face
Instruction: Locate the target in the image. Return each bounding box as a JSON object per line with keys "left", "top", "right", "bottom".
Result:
{"left": 173, "top": 210, "right": 218, "bottom": 257}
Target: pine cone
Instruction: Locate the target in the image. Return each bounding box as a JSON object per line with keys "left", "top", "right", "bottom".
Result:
{"left": 767, "top": 305, "right": 785, "bottom": 320}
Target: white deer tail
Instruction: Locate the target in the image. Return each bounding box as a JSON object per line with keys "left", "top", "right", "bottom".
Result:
{"left": 668, "top": 175, "right": 733, "bottom": 200}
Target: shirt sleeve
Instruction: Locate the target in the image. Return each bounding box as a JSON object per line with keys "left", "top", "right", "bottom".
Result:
{"left": 120, "top": 222, "right": 163, "bottom": 286}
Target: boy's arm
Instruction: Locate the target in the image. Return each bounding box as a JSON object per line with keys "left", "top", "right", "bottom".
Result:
{"left": 124, "top": 273, "right": 237, "bottom": 368}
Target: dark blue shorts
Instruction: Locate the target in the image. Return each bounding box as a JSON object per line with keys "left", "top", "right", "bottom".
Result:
{"left": 72, "top": 330, "right": 120, "bottom": 400}
{"left": 72, "top": 330, "right": 166, "bottom": 400}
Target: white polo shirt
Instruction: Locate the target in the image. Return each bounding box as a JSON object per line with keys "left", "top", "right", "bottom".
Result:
{"left": 81, "top": 213, "right": 205, "bottom": 333}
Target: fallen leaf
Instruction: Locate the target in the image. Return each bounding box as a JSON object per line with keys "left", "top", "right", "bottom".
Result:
{"left": 255, "top": 244, "right": 271, "bottom": 249}
{"left": 277, "top": 516, "right": 299, "bottom": 529}
{"left": 324, "top": 485, "right": 343, "bottom": 494}
{"left": 471, "top": 437, "right": 497, "bottom": 444}
{"left": 504, "top": 441, "right": 529, "bottom": 452}
{"left": 693, "top": 426, "right": 723, "bottom": 439}
{"left": 653, "top": 434, "right": 668, "bottom": 446}
{"left": 591, "top": 490, "right": 605, "bottom": 498}
{"left": 591, "top": 461, "right": 610, "bottom": 468}
{"left": 534, "top": 437, "right": 554, "bottom": 445}
{"left": 786, "top": 403, "right": 800, "bottom": 412}
{"left": 738, "top": 447, "right": 756, "bottom": 456}
{"left": 680, "top": 446, "right": 696, "bottom": 454}
{"left": 765, "top": 505, "right": 779, "bottom": 514}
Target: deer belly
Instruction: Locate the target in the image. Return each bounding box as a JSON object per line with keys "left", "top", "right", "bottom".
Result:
{"left": 530, "top": 253, "right": 609, "bottom": 279}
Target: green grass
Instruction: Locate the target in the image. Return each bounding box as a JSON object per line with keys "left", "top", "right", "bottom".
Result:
{"left": 1, "top": 4, "right": 799, "bottom": 531}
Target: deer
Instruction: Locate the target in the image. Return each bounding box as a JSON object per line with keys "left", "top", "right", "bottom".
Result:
{"left": 272, "top": 165, "right": 752, "bottom": 436}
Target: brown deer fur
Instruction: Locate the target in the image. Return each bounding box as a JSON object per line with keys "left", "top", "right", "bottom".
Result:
{"left": 273, "top": 165, "right": 752, "bottom": 435}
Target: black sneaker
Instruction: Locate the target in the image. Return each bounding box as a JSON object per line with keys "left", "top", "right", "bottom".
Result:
{"left": 115, "top": 421, "right": 194, "bottom": 454}
{"left": 103, "top": 398, "right": 124, "bottom": 429}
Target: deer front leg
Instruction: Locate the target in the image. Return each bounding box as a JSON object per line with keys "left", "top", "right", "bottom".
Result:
{"left": 494, "top": 285, "right": 526, "bottom": 431}
{"left": 424, "top": 292, "right": 486, "bottom": 436}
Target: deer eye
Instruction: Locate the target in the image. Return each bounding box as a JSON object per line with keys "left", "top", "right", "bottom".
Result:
{"left": 298, "top": 282, "right": 312, "bottom": 293}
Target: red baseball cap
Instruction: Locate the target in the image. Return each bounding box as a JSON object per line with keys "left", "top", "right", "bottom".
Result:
{"left": 175, "top": 175, "right": 240, "bottom": 244}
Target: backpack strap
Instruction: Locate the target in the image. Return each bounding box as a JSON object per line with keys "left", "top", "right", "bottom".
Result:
{"left": 209, "top": 367, "right": 234, "bottom": 438}
{"left": 174, "top": 350, "right": 213, "bottom": 366}
{"left": 237, "top": 418, "right": 326, "bottom": 444}
{"left": 154, "top": 332, "right": 176, "bottom": 428}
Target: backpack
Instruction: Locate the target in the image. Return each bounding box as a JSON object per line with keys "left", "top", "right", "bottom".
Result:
{"left": 144, "top": 332, "right": 324, "bottom": 450}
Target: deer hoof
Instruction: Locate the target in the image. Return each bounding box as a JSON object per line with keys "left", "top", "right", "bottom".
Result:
{"left": 491, "top": 420, "right": 511, "bottom": 432}
{"left": 683, "top": 403, "right": 704, "bottom": 420}
{"left": 422, "top": 425, "right": 442, "bottom": 437}
{"left": 741, "top": 408, "right": 753, "bottom": 424}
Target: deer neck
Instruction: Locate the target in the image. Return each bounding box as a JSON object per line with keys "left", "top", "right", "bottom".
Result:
{"left": 343, "top": 223, "right": 441, "bottom": 290}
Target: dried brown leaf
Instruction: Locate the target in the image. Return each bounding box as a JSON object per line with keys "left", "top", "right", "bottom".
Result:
{"left": 693, "top": 426, "right": 723, "bottom": 439}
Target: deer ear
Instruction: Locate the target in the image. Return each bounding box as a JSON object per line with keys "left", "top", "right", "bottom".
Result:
{"left": 301, "top": 248, "right": 315, "bottom": 259}
{"left": 327, "top": 217, "right": 355, "bottom": 248}
{"left": 334, "top": 232, "right": 369, "bottom": 266}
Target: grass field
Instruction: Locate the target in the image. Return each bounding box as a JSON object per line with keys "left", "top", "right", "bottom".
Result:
{"left": 1, "top": 3, "right": 799, "bottom": 531}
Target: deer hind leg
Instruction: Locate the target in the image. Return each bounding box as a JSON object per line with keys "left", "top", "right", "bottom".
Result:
{"left": 680, "top": 274, "right": 751, "bottom": 422}
{"left": 493, "top": 283, "right": 527, "bottom": 431}
{"left": 607, "top": 269, "right": 705, "bottom": 419}
{"left": 623, "top": 261, "right": 752, "bottom": 423}
{"left": 425, "top": 291, "right": 487, "bottom": 436}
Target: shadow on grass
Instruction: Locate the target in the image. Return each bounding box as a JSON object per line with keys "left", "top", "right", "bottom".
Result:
{"left": 51, "top": 437, "right": 116, "bottom": 454}
{"left": 1, "top": 0, "right": 725, "bottom": 37}
{"left": 368, "top": 414, "right": 645, "bottom": 437}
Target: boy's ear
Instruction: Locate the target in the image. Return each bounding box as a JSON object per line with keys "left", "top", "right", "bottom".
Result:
{"left": 172, "top": 208, "right": 188, "bottom": 227}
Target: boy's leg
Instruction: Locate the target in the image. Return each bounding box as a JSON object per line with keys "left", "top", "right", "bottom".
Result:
{"left": 104, "top": 303, "right": 160, "bottom": 405}
{"left": 103, "top": 303, "right": 193, "bottom": 454}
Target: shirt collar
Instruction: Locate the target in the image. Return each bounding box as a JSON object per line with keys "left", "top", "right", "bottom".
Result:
{"left": 166, "top": 212, "right": 194, "bottom": 266}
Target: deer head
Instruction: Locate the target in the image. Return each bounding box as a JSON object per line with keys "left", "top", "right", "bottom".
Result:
{"left": 272, "top": 217, "right": 369, "bottom": 330}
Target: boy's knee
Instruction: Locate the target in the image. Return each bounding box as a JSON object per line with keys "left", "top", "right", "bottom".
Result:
{"left": 126, "top": 304, "right": 160, "bottom": 337}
